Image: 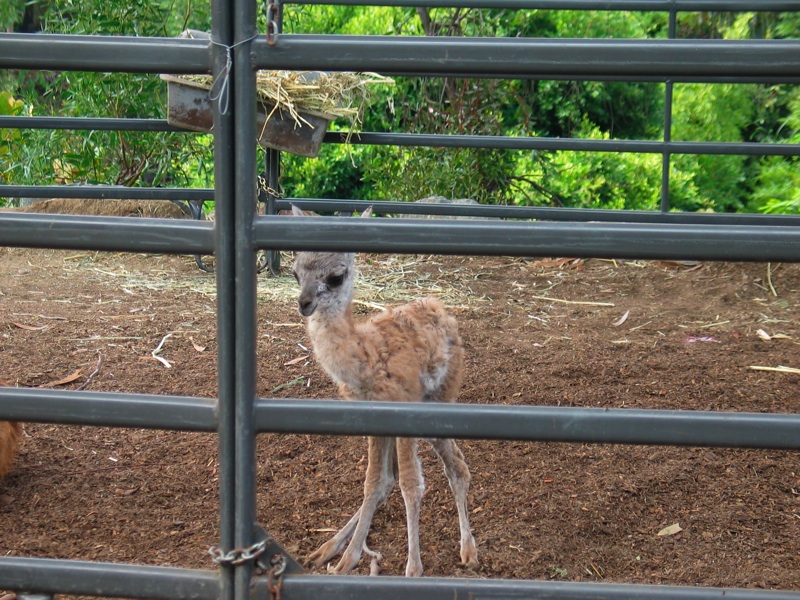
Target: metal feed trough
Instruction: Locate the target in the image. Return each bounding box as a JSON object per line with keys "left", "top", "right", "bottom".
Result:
{"left": 162, "top": 73, "right": 331, "bottom": 157}
{"left": 160, "top": 31, "right": 333, "bottom": 158}
{"left": 1, "top": 1, "right": 800, "bottom": 600}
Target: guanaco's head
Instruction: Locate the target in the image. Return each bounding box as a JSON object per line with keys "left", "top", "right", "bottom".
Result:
{"left": 291, "top": 205, "right": 372, "bottom": 318}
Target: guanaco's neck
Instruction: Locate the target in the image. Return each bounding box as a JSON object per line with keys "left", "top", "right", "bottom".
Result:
{"left": 306, "top": 301, "right": 371, "bottom": 396}
{"left": 306, "top": 301, "right": 354, "bottom": 342}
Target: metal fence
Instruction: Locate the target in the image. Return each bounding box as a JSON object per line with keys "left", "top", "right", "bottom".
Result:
{"left": 1, "top": 1, "right": 800, "bottom": 599}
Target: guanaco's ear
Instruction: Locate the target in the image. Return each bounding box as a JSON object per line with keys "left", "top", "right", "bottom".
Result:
{"left": 291, "top": 204, "right": 306, "bottom": 217}
{"left": 360, "top": 206, "right": 373, "bottom": 219}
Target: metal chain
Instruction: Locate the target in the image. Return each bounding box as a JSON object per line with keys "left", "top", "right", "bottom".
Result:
{"left": 208, "top": 540, "right": 289, "bottom": 600}
{"left": 208, "top": 538, "right": 269, "bottom": 566}
{"left": 267, "top": 553, "right": 287, "bottom": 600}
{"left": 258, "top": 174, "right": 284, "bottom": 200}
{"left": 266, "top": 2, "right": 280, "bottom": 46}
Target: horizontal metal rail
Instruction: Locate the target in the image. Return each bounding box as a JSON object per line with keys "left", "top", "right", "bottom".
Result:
{"left": 6, "top": 556, "right": 800, "bottom": 600}
{"left": 5, "top": 119, "right": 800, "bottom": 156}
{"left": 253, "top": 216, "right": 800, "bottom": 261}
{"left": 0, "top": 557, "right": 219, "bottom": 600}
{"left": 253, "top": 399, "right": 800, "bottom": 450}
{"left": 0, "top": 185, "right": 213, "bottom": 202}
{"left": 255, "top": 36, "right": 800, "bottom": 81}
{"left": 0, "top": 213, "right": 213, "bottom": 253}
{"left": 325, "top": 132, "right": 800, "bottom": 156}
{"left": 284, "top": 0, "right": 800, "bottom": 10}
{"left": 280, "top": 198, "right": 800, "bottom": 225}
{"left": 0, "top": 34, "right": 209, "bottom": 73}
{"left": 274, "top": 574, "right": 800, "bottom": 600}
{"left": 0, "top": 116, "right": 183, "bottom": 132}
{"left": 2, "top": 185, "right": 798, "bottom": 226}
{"left": 3, "top": 208, "right": 798, "bottom": 259}
{"left": 2, "top": 34, "right": 800, "bottom": 82}
{"left": 0, "top": 388, "right": 217, "bottom": 431}
{"left": 1, "top": 388, "right": 797, "bottom": 450}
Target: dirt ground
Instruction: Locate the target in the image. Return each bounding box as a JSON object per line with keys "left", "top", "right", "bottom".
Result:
{"left": 1, "top": 247, "right": 799, "bottom": 592}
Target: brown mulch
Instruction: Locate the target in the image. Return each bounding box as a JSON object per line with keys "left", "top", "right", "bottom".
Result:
{"left": 0, "top": 248, "right": 798, "bottom": 593}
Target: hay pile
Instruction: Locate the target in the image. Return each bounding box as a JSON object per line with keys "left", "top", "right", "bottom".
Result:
{"left": 176, "top": 70, "right": 393, "bottom": 130}
{"left": 8, "top": 199, "right": 190, "bottom": 219}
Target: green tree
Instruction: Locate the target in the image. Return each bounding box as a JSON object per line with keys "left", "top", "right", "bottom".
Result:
{"left": 670, "top": 83, "right": 755, "bottom": 212}
{"left": 0, "top": 91, "right": 26, "bottom": 195}
{"left": 6, "top": 3, "right": 798, "bottom": 214}
{"left": 7, "top": 0, "right": 214, "bottom": 191}
{"left": 751, "top": 90, "right": 800, "bottom": 214}
{"left": 281, "top": 6, "right": 667, "bottom": 206}
{"left": 669, "top": 12, "right": 800, "bottom": 214}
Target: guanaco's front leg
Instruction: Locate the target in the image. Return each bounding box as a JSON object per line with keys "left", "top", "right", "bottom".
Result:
{"left": 309, "top": 436, "right": 397, "bottom": 574}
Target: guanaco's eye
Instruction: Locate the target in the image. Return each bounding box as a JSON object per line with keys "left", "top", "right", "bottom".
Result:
{"left": 326, "top": 273, "right": 345, "bottom": 288}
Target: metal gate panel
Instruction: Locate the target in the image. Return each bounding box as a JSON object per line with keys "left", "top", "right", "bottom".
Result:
{"left": 0, "top": 1, "right": 799, "bottom": 599}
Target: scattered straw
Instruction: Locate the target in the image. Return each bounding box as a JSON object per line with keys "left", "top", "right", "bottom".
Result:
{"left": 151, "top": 333, "right": 173, "bottom": 368}
{"left": 698, "top": 320, "right": 730, "bottom": 329}
{"left": 271, "top": 376, "right": 307, "bottom": 393}
{"left": 766, "top": 262, "right": 778, "bottom": 297}
{"left": 529, "top": 294, "right": 615, "bottom": 307}
{"left": 77, "top": 353, "right": 105, "bottom": 391}
{"left": 174, "top": 70, "right": 393, "bottom": 133}
{"left": 749, "top": 365, "right": 800, "bottom": 374}
{"left": 61, "top": 253, "right": 485, "bottom": 310}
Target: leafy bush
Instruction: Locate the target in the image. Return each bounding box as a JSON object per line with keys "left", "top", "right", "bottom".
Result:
{"left": 7, "top": 0, "right": 214, "bottom": 191}
{"left": 0, "top": 90, "right": 26, "bottom": 203}
{"left": 5, "top": 4, "right": 800, "bottom": 214}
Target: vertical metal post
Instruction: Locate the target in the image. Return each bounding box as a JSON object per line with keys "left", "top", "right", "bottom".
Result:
{"left": 232, "top": 1, "right": 259, "bottom": 600}
{"left": 211, "top": 0, "right": 236, "bottom": 597}
{"left": 660, "top": 9, "right": 677, "bottom": 213}
{"left": 265, "top": 148, "right": 282, "bottom": 275}
{"left": 266, "top": 0, "right": 283, "bottom": 276}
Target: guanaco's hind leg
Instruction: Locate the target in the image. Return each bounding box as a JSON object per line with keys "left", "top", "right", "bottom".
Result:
{"left": 429, "top": 437, "right": 479, "bottom": 569}
{"left": 309, "top": 436, "right": 397, "bottom": 574}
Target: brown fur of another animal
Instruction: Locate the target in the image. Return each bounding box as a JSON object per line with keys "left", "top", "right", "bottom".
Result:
{"left": 9, "top": 198, "right": 189, "bottom": 219}
{"left": 0, "top": 421, "right": 21, "bottom": 478}
{"left": 0, "top": 378, "right": 20, "bottom": 478}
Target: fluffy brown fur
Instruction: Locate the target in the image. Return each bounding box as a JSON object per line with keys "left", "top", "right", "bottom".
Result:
{"left": 0, "top": 421, "right": 20, "bottom": 478}
{"left": 292, "top": 206, "right": 478, "bottom": 577}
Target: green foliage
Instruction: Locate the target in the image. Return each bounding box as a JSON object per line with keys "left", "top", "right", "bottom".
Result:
{"left": 750, "top": 90, "right": 800, "bottom": 214}
{"left": 522, "top": 79, "right": 663, "bottom": 140}
{"left": 280, "top": 6, "right": 671, "bottom": 207}
{"left": 8, "top": 0, "right": 214, "bottom": 191}
{"left": 666, "top": 14, "right": 800, "bottom": 214}
{"left": 284, "top": 4, "right": 401, "bottom": 35}
{"left": 6, "top": 3, "right": 800, "bottom": 215}
{"left": 362, "top": 145, "right": 517, "bottom": 204}
{"left": 516, "top": 123, "right": 663, "bottom": 210}
{"left": 40, "top": 0, "right": 208, "bottom": 36}
{"left": 751, "top": 156, "right": 800, "bottom": 214}
{"left": 282, "top": 144, "right": 372, "bottom": 200}
{"left": 0, "top": 0, "right": 25, "bottom": 32}
{"left": 671, "top": 83, "right": 755, "bottom": 212}
{"left": 0, "top": 91, "right": 26, "bottom": 204}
